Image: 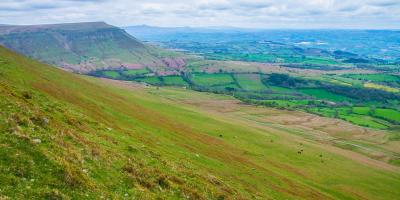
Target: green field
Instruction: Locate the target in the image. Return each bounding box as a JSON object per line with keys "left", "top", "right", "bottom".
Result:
{"left": 102, "top": 70, "right": 121, "bottom": 79}
{"left": 344, "top": 74, "right": 400, "bottom": 82}
{"left": 84, "top": 58, "right": 400, "bottom": 130}
{"left": 375, "top": 109, "right": 400, "bottom": 123}
{"left": 191, "top": 73, "right": 234, "bottom": 86}
{"left": 210, "top": 83, "right": 241, "bottom": 90}
{"left": 353, "top": 107, "right": 371, "bottom": 115}
{"left": 235, "top": 74, "right": 268, "bottom": 90}
{"left": 131, "top": 71, "right": 400, "bottom": 130}
{"left": 320, "top": 75, "right": 360, "bottom": 86}
{"left": 261, "top": 100, "right": 309, "bottom": 108}
{"left": 267, "top": 85, "right": 294, "bottom": 92}
{"left": 135, "top": 76, "right": 162, "bottom": 85}
{"left": 300, "top": 56, "right": 340, "bottom": 65}
{"left": 162, "top": 76, "right": 188, "bottom": 86}
{"left": 351, "top": 107, "right": 400, "bottom": 124}
{"left": 121, "top": 68, "right": 150, "bottom": 76}
{"left": 339, "top": 114, "right": 389, "bottom": 129}
{"left": 298, "top": 88, "right": 352, "bottom": 102}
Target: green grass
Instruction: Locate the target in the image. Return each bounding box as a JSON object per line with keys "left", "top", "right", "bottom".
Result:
{"left": 351, "top": 107, "right": 400, "bottom": 124}
{"left": 298, "top": 88, "right": 352, "bottom": 102}
{"left": 374, "top": 109, "right": 400, "bottom": 123}
{"left": 319, "top": 75, "right": 360, "bottom": 86}
{"left": 121, "top": 68, "right": 149, "bottom": 76}
{"left": 301, "top": 56, "right": 340, "bottom": 65}
{"left": 339, "top": 114, "right": 389, "bottom": 129}
{"left": 0, "top": 26, "right": 178, "bottom": 72}
{"left": 235, "top": 74, "right": 268, "bottom": 90}
{"left": 334, "top": 107, "right": 399, "bottom": 128}
{"left": 364, "top": 82, "right": 400, "bottom": 93}
{"left": 210, "top": 83, "right": 241, "bottom": 90}
{"left": 311, "top": 107, "right": 337, "bottom": 118}
{"left": 135, "top": 76, "right": 162, "bottom": 85}
{"left": 162, "top": 76, "right": 188, "bottom": 86}
{"left": 1, "top": 46, "right": 400, "bottom": 199}
{"left": 344, "top": 74, "right": 400, "bottom": 82}
{"left": 102, "top": 70, "right": 121, "bottom": 79}
{"left": 261, "top": 100, "right": 309, "bottom": 108}
{"left": 191, "top": 73, "right": 234, "bottom": 87}
{"left": 388, "top": 131, "right": 400, "bottom": 141}
{"left": 310, "top": 106, "right": 394, "bottom": 129}
{"left": 353, "top": 107, "right": 371, "bottom": 115}
{"left": 129, "top": 72, "right": 397, "bottom": 130}
{"left": 267, "top": 86, "right": 294, "bottom": 92}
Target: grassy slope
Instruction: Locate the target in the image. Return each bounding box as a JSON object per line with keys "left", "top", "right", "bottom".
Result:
{"left": 235, "top": 74, "right": 268, "bottom": 91}
{"left": 0, "top": 23, "right": 181, "bottom": 73}
{"left": 298, "top": 88, "right": 352, "bottom": 102}
{"left": 1, "top": 46, "right": 400, "bottom": 199}
{"left": 192, "top": 73, "right": 234, "bottom": 86}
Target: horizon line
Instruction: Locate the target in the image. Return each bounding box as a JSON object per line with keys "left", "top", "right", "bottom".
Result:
{"left": 1, "top": 21, "right": 399, "bottom": 31}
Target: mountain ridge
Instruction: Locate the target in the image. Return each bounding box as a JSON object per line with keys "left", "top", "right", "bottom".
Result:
{"left": 0, "top": 22, "right": 184, "bottom": 73}
{"left": 0, "top": 22, "right": 114, "bottom": 34}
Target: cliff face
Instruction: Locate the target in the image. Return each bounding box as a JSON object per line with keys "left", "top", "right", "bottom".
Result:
{"left": 0, "top": 22, "right": 184, "bottom": 73}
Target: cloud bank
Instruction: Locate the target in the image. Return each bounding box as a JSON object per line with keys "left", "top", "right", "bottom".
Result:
{"left": 0, "top": 0, "right": 399, "bottom": 29}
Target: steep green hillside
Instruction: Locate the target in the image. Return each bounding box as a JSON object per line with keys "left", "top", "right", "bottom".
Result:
{"left": 1, "top": 46, "right": 400, "bottom": 199}
{"left": 0, "top": 22, "right": 182, "bottom": 73}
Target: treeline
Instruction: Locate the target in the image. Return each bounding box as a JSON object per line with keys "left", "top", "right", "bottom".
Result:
{"left": 282, "top": 64, "right": 345, "bottom": 71}
{"left": 262, "top": 73, "right": 321, "bottom": 88}
{"left": 323, "top": 85, "right": 400, "bottom": 101}
{"left": 88, "top": 69, "right": 149, "bottom": 81}
{"left": 263, "top": 73, "right": 400, "bottom": 102}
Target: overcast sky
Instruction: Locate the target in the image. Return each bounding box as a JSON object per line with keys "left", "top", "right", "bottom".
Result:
{"left": 0, "top": 0, "right": 399, "bottom": 29}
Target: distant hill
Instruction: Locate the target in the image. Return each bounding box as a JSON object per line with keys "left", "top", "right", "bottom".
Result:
{"left": 124, "top": 25, "right": 252, "bottom": 41}
{"left": 124, "top": 25, "right": 400, "bottom": 62}
{"left": 0, "top": 22, "right": 184, "bottom": 73}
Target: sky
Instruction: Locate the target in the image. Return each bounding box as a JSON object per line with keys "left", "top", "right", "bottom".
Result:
{"left": 0, "top": 0, "right": 399, "bottom": 29}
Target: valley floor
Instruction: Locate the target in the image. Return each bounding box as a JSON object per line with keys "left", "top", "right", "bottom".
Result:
{"left": 97, "top": 78, "right": 400, "bottom": 198}
{"left": 106, "top": 79, "right": 400, "bottom": 172}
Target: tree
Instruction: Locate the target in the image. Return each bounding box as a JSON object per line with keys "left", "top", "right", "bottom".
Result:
{"left": 369, "top": 106, "right": 376, "bottom": 116}
{"left": 347, "top": 107, "right": 353, "bottom": 115}
{"left": 334, "top": 109, "right": 339, "bottom": 118}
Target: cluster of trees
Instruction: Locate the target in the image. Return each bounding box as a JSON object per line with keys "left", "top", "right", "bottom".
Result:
{"left": 89, "top": 69, "right": 147, "bottom": 81}
{"left": 262, "top": 73, "right": 320, "bottom": 88}
{"left": 264, "top": 73, "right": 400, "bottom": 102}
{"left": 282, "top": 64, "right": 345, "bottom": 71}
{"left": 323, "top": 85, "right": 400, "bottom": 101}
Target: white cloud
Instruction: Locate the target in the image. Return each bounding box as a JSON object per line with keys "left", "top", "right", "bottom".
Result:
{"left": 0, "top": 0, "right": 399, "bottom": 29}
